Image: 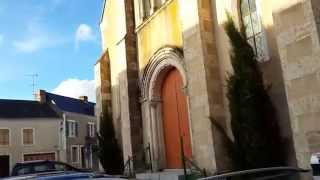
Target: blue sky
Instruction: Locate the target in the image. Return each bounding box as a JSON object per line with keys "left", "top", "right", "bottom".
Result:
{"left": 0, "top": 0, "right": 104, "bottom": 102}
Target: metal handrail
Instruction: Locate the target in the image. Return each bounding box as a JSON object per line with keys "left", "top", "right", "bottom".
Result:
{"left": 122, "top": 143, "right": 153, "bottom": 176}
{"left": 199, "top": 166, "right": 310, "bottom": 180}
{"left": 123, "top": 156, "right": 134, "bottom": 177}
{"left": 184, "top": 156, "right": 207, "bottom": 177}
{"left": 180, "top": 136, "right": 207, "bottom": 179}
{"left": 146, "top": 143, "right": 153, "bottom": 172}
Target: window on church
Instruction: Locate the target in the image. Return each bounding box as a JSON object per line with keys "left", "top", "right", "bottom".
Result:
{"left": 140, "top": 0, "right": 170, "bottom": 21}
{"left": 240, "top": 0, "right": 268, "bottom": 61}
{"left": 142, "top": 0, "right": 151, "bottom": 19}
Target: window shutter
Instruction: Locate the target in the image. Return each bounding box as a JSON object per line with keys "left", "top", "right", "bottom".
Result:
{"left": 66, "top": 121, "right": 69, "bottom": 137}
{"left": 93, "top": 124, "right": 96, "bottom": 137}
{"left": 75, "top": 122, "right": 79, "bottom": 137}
{"left": 87, "top": 124, "right": 90, "bottom": 137}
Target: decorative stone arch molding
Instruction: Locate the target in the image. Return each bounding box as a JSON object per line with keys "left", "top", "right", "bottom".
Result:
{"left": 139, "top": 46, "right": 188, "bottom": 170}
{"left": 140, "top": 46, "right": 187, "bottom": 101}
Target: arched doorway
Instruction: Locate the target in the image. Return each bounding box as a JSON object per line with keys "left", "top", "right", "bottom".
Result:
{"left": 161, "top": 68, "right": 192, "bottom": 169}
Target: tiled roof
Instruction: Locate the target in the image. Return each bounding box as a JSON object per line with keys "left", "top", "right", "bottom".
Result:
{"left": 46, "top": 93, "right": 95, "bottom": 116}
{"left": 0, "top": 99, "right": 59, "bottom": 118}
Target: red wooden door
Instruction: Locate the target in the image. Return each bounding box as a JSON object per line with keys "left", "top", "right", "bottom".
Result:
{"left": 161, "top": 69, "right": 192, "bottom": 169}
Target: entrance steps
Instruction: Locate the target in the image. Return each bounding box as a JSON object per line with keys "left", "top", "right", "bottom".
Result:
{"left": 136, "top": 169, "right": 192, "bottom": 180}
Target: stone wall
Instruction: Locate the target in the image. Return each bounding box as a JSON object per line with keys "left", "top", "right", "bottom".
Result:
{"left": 177, "top": 0, "right": 224, "bottom": 172}
{"left": 99, "top": 0, "right": 144, "bottom": 170}
{"left": 211, "top": 0, "right": 298, "bottom": 168}
{"left": 274, "top": 0, "right": 320, "bottom": 168}
{"left": 123, "top": 0, "right": 145, "bottom": 170}
{"left": 95, "top": 51, "right": 112, "bottom": 126}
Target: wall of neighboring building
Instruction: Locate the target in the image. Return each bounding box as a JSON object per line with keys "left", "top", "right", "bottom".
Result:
{"left": 0, "top": 118, "right": 62, "bottom": 173}
{"left": 64, "top": 112, "right": 98, "bottom": 170}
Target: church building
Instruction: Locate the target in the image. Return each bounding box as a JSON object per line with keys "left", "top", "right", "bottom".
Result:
{"left": 95, "top": 0, "right": 320, "bottom": 175}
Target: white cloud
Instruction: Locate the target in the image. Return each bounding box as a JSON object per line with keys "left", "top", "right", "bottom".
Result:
{"left": 13, "top": 19, "right": 65, "bottom": 53}
{"left": 0, "top": 34, "right": 4, "bottom": 45}
{"left": 75, "top": 24, "right": 95, "bottom": 50}
{"left": 13, "top": 36, "right": 49, "bottom": 53}
{"left": 52, "top": 78, "right": 96, "bottom": 102}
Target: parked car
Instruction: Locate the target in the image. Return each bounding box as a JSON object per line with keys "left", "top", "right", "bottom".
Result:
{"left": 311, "top": 153, "right": 320, "bottom": 176}
{"left": 11, "top": 160, "right": 89, "bottom": 176}
{"left": 3, "top": 172, "right": 126, "bottom": 180}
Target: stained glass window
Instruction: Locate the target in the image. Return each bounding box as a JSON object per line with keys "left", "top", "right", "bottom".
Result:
{"left": 241, "top": 0, "right": 267, "bottom": 61}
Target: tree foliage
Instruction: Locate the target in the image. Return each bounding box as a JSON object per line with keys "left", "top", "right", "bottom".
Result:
{"left": 97, "top": 112, "right": 123, "bottom": 174}
{"left": 223, "top": 14, "right": 285, "bottom": 170}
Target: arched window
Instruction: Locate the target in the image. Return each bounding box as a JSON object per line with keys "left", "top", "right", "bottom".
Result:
{"left": 240, "top": 0, "right": 268, "bottom": 61}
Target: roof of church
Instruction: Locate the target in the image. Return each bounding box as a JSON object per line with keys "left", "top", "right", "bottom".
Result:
{"left": 45, "top": 92, "right": 95, "bottom": 116}
{"left": 0, "top": 99, "right": 59, "bottom": 118}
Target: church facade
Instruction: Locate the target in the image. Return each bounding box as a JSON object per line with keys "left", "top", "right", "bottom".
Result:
{"left": 95, "top": 0, "right": 320, "bottom": 174}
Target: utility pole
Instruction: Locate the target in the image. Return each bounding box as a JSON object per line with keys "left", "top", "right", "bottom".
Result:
{"left": 26, "top": 73, "right": 38, "bottom": 99}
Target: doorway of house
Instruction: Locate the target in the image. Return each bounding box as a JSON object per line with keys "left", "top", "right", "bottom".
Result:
{"left": 161, "top": 68, "right": 192, "bottom": 169}
{"left": 0, "top": 155, "right": 10, "bottom": 177}
{"left": 80, "top": 146, "right": 87, "bottom": 168}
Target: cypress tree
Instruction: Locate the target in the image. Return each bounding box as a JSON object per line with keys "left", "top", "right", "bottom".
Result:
{"left": 223, "top": 15, "right": 285, "bottom": 170}
{"left": 97, "top": 111, "right": 123, "bottom": 174}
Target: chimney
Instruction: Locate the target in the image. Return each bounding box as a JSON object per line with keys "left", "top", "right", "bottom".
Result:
{"left": 36, "top": 89, "right": 46, "bottom": 104}
{"left": 79, "top": 96, "right": 88, "bottom": 102}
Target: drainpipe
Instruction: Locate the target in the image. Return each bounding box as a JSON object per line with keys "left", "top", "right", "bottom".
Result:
{"left": 61, "top": 113, "right": 67, "bottom": 161}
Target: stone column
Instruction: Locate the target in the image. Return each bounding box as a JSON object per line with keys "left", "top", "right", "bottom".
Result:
{"left": 124, "top": 0, "right": 145, "bottom": 171}
{"left": 177, "top": 0, "right": 228, "bottom": 172}
{"left": 95, "top": 51, "right": 112, "bottom": 129}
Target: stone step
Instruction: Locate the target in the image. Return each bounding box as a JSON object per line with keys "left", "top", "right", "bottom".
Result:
{"left": 136, "top": 169, "right": 196, "bottom": 180}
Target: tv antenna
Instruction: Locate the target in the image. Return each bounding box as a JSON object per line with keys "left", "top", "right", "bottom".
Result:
{"left": 26, "top": 73, "right": 38, "bottom": 99}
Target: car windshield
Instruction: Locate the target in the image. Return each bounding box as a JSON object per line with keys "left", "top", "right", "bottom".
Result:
{"left": 16, "top": 167, "right": 32, "bottom": 176}
{"left": 33, "top": 164, "right": 51, "bottom": 173}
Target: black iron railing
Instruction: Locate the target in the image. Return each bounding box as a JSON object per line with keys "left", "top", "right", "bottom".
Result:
{"left": 199, "top": 166, "right": 310, "bottom": 180}
{"left": 180, "top": 136, "right": 207, "bottom": 180}
{"left": 123, "top": 156, "right": 134, "bottom": 177}
{"left": 122, "top": 142, "right": 153, "bottom": 177}
{"left": 146, "top": 142, "right": 153, "bottom": 172}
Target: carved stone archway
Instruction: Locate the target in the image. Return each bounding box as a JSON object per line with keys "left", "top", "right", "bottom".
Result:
{"left": 140, "top": 47, "right": 189, "bottom": 170}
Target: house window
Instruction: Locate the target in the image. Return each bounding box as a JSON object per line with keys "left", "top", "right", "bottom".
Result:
{"left": 23, "top": 128, "right": 34, "bottom": 145}
{"left": 240, "top": 0, "right": 268, "bottom": 61}
{"left": 67, "top": 120, "right": 78, "bottom": 137}
{"left": 0, "top": 129, "right": 9, "bottom": 146}
{"left": 87, "top": 122, "right": 95, "bottom": 137}
{"left": 71, "top": 146, "right": 79, "bottom": 163}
